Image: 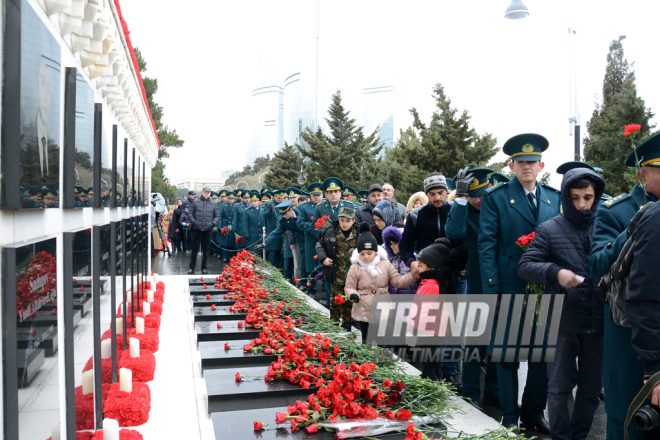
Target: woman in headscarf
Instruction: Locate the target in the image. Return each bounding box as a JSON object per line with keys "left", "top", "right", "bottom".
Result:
{"left": 405, "top": 192, "right": 429, "bottom": 217}
{"left": 371, "top": 200, "right": 404, "bottom": 245}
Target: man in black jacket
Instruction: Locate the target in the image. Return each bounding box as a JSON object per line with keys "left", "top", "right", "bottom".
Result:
{"left": 399, "top": 172, "right": 468, "bottom": 386}
{"left": 518, "top": 168, "right": 605, "bottom": 440}
{"left": 169, "top": 199, "right": 183, "bottom": 253}
{"left": 188, "top": 186, "right": 220, "bottom": 274}
{"left": 627, "top": 201, "right": 660, "bottom": 413}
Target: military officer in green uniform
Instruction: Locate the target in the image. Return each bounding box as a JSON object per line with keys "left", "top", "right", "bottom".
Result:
{"left": 343, "top": 186, "right": 358, "bottom": 208}
{"left": 246, "top": 190, "right": 265, "bottom": 254}
{"left": 287, "top": 187, "right": 306, "bottom": 284}
{"left": 86, "top": 187, "right": 94, "bottom": 205}
{"left": 589, "top": 133, "right": 660, "bottom": 440}
{"left": 358, "top": 190, "right": 368, "bottom": 206}
{"left": 259, "top": 200, "right": 304, "bottom": 253}
{"left": 116, "top": 192, "right": 123, "bottom": 207}
{"left": 234, "top": 190, "right": 249, "bottom": 253}
{"left": 263, "top": 189, "right": 287, "bottom": 269}
{"left": 478, "top": 134, "right": 561, "bottom": 433}
{"left": 314, "top": 177, "right": 352, "bottom": 225}
{"left": 489, "top": 172, "right": 510, "bottom": 188}
{"left": 222, "top": 192, "right": 238, "bottom": 260}
{"left": 297, "top": 182, "right": 324, "bottom": 298}
{"left": 260, "top": 187, "right": 271, "bottom": 206}
{"left": 446, "top": 167, "right": 500, "bottom": 408}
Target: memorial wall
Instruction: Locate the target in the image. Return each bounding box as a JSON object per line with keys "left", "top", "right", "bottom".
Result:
{"left": 0, "top": 0, "right": 158, "bottom": 438}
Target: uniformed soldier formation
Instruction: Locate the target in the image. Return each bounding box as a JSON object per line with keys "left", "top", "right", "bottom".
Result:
{"left": 173, "top": 131, "right": 660, "bottom": 440}
{"left": 20, "top": 183, "right": 141, "bottom": 208}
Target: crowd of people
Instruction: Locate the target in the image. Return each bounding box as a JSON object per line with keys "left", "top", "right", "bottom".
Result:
{"left": 165, "top": 131, "right": 660, "bottom": 440}
{"left": 21, "top": 183, "right": 146, "bottom": 208}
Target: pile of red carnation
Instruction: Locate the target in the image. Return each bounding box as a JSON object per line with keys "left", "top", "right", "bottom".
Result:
{"left": 221, "top": 251, "right": 418, "bottom": 436}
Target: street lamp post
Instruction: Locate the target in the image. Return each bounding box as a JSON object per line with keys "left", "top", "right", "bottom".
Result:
{"left": 257, "top": 172, "right": 268, "bottom": 191}
{"left": 297, "top": 166, "right": 306, "bottom": 186}
{"left": 236, "top": 181, "right": 249, "bottom": 190}
{"left": 504, "top": 0, "right": 529, "bottom": 19}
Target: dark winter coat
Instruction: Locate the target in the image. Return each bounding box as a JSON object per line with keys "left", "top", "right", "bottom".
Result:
{"left": 189, "top": 196, "right": 220, "bottom": 232}
{"left": 627, "top": 201, "right": 660, "bottom": 376}
{"left": 356, "top": 201, "right": 401, "bottom": 226}
{"left": 168, "top": 207, "right": 182, "bottom": 239}
{"left": 399, "top": 201, "right": 468, "bottom": 272}
{"left": 517, "top": 168, "right": 605, "bottom": 334}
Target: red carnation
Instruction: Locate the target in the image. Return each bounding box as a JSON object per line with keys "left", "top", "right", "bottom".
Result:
{"left": 397, "top": 408, "right": 412, "bottom": 421}
{"left": 305, "top": 423, "right": 319, "bottom": 434}
{"left": 334, "top": 294, "right": 345, "bottom": 305}
{"left": 235, "top": 372, "right": 242, "bottom": 382}
{"left": 275, "top": 412, "right": 288, "bottom": 424}
{"left": 253, "top": 421, "right": 263, "bottom": 431}
{"left": 236, "top": 236, "right": 243, "bottom": 244}
{"left": 238, "top": 321, "right": 244, "bottom": 328}
{"left": 624, "top": 124, "right": 642, "bottom": 136}
{"left": 206, "top": 294, "right": 211, "bottom": 300}
{"left": 200, "top": 277, "right": 204, "bottom": 281}
{"left": 217, "top": 323, "right": 222, "bottom": 329}
{"left": 224, "top": 342, "right": 229, "bottom": 350}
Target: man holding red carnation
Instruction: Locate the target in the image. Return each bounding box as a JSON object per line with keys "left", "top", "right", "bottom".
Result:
{"left": 478, "top": 133, "right": 561, "bottom": 434}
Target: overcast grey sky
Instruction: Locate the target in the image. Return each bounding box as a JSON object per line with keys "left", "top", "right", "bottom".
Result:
{"left": 120, "top": 0, "right": 660, "bottom": 188}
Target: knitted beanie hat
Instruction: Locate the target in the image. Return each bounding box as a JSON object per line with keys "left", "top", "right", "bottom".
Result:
{"left": 417, "top": 238, "right": 452, "bottom": 269}
{"left": 357, "top": 222, "right": 378, "bottom": 253}
{"left": 373, "top": 200, "right": 395, "bottom": 227}
{"left": 423, "top": 172, "right": 448, "bottom": 193}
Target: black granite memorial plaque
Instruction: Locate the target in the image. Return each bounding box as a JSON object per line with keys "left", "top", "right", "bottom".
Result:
{"left": 200, "top": 339, "right": 278, "bottom": 371}
{"left": 212, "top": 407, "right": 446, "bottom": 440}
{"left": 2, "top": 0, "right": 61, "bottom": 210}
{"left": 193, "top": 306, "right": 247, "bottom": 322}
{"left": 195, "top": 320, "right": 261, "bottom": 343}
{"left": 188, "top": 277, "right": 225, "bottom": 286}
{"left": 189, "top": 284, "right": 229, "bottom": 293}
{"left": 191, "top": 294, "right": 236, "bottom": 307}
{"left": 6, "top": 236, "right": 61, "bottom": 439}
{"left": 205, "top": 366, "right": 319, "bottom": 413}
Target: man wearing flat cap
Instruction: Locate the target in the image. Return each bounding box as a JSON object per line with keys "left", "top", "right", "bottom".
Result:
{"left": 188, "top": 186, "right": 220, "bottom": 275}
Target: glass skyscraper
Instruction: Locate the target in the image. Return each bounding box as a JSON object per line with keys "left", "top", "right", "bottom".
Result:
{"left": 363, "top": 86, "right": 396, "bottom": 150}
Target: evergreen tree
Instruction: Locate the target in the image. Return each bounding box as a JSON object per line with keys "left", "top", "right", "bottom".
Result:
{"left": 264, "top": 143, "right": 301, "bottom": 189}
{"left": 379, "top": 128, "right": 427, "bottom": 203}
{"left": 400, "top": 83, "right": 498, "bottom": 179}
{"left": 135, "top": 47, "right": 184, "bottom": 202}
{"left": 584, "top": 35, "right": 655, "bottom": 196}
{"left": 297, "top": 90, "right": 383, "bottom": 186}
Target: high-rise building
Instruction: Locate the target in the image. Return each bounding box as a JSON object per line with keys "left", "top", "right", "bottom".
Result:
{"left": 246, "top": 55, "right": 284, "bottom": 166}
{"left": 363, "top": 86, "right": 396, "bottom": 150}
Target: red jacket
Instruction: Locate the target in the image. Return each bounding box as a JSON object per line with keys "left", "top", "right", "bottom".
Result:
{"left": 416, "top": 278, "right": 440, "bottom": 295}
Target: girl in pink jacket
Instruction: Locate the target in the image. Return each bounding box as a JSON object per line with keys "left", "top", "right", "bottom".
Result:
{"left": 345, "top": 224, "right": 418, "bottom": 343}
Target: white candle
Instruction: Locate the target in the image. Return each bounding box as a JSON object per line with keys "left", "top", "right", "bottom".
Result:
{"left": 138, "top": 274, "right": 142, "bottom": 283}
{"left": 101, "top": 339, "right": 112, "bottom": 359}
{"left": 119, "top": 368, "right": 132, "bottom": 393}
{"left": 103, "top": 418, "right": 119, "bottom": 440}
{"left": 126, "top": 290, "right": 132, "bottom": 303}
{"left": 143, "top": 301, "right": 151, "bottom": 316}
{"left": 135, "top": 317, "right": 144, "bottom": 334}
{"left": 116, "top": 318, "right": 123, "bottom": 335}
{"left": 130, "top": 337, "right": 140, "bottom": 358}
{"left": 147, "top": 290, "right": 154, "bottom": 303}
{"left": 52, "top": 423, "right": 60, "bottom": 440}
{"left": 153, "top": 273, "right": 159, "bottom": 283}
{"left": 133, "top": 276, "right": 138, "bottom": 287}
{"left": 82, "top": 369, "right": 94, "bottom": 395}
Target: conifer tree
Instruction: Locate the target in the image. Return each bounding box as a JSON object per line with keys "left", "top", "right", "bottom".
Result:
{"left": 402, "top": 84, "right": 498, "bottom": 179}
{"left": 297, "top": 90, "right": 383, "bottom": 186}
{"left": 264, "top": 143, "right": 301, "bottom": 189}
{"left": 584, "top": 35, "right": 655, "bottom": 196}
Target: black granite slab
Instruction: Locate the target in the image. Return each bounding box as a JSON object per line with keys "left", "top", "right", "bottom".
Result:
{"left": 196, "top": 320, "right": 262, "bottom": 343}
{"left": 189, "top": 284, "right": 229, "bottom": 293}
{"left": 200, "top": 339, "right": 278, "bottom": 371}
{"left": 17, "top": 309, "right": 80, "bottom": 328}
{"left": 206, "top": 366, "right": 319, "bottom": 413}
{"left": 73, "top": 279, "right": 107, "bottom": 288}
{"left": 16, "top": 327, "right": 58, "bottom": 356}
{"left": 191, "top": 294, "right": 236, "bottom": 307}
{"left": 17, "top": 348, "right": 45, "bottom": 387}
{"left": 212, "top": 406, "right": 446, "bottom": 440}
{"left": 193, "top": 306, "right": 247, "bottom": 322}
{"left": 188, "top": 277, "right": 224, "bottom": 286}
